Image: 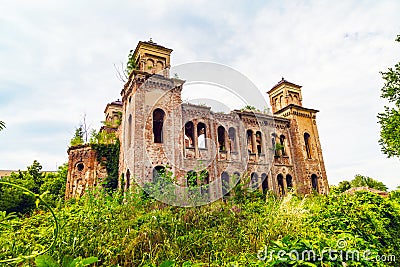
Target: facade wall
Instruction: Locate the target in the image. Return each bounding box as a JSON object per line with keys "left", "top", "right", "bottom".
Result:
{"left": 66, "top": 41, "right": 329, "bottom": 199}
{"left": 65, "top": 145, "right": 107, "bottom": 198}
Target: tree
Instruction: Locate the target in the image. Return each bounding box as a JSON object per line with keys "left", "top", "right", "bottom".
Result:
{"left": 337, "top": 180, "right": 351, "bottom": 193}
{"left": 350, "top": 174, "right": 388, "bottom": 191}
{"left": 378, "top": 35, "right": 400, "bottom": 158}
{"left": 70, "top": 126, "right": 84, "bottom": 146}
{"left": 0, "top": 161, "right": 68, "bottom": 214}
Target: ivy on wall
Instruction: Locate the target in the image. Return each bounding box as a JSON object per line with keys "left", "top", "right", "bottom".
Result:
{"left": 91, "top": 140, "right": 120, "bottom": 191}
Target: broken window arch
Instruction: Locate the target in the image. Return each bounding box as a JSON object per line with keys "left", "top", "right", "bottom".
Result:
{"left": 256, "top": 131, "right": 262, "bottom": 154}
{"left": 277, "top": 174, "right": 285, "bottom": 196}
{"left": 261, "top": 173, "right": 268, "bottom": 193}
{"left": 271, "top": 133, "right": 277, "bottom": 156}
{"left": 186, "top": 171, "right": 197, "bottom": 187}
{"left": 250, "top": 172, "right": 258, "bottom": 189}
{"left": 221, "top": 171, "right": 230, "bottom": 196}
{"left": 197, "top": 123, "right": 206, "bottom": 149}
{"left": 280, "top": 134, "right": 286, "bottom": 156}
{"left": 152, "top": 165, "right": 165, "bottom": 184}
{"left": 247, "top": 130, "right": 254, "bottom": 153}
{"left": 126, "top": 169, "right": 130, "bottom": 191}
{"left": 304, "top": 132, "right": 312, "bottom": 159}
{"left": 200, "top": 170, "right": 210, "bottom": 195}
{"left": 228, "top": 127, "right": 237, "bottom": 152}
{"left": 217, "top": 126, "right": 227, "bottom": 151}
{"left": 128, "top": 114, "right": 132, "bottom": 146}
{"left": 184, "top": 121, "right": 195, "bottom": 148}
{"left": 286, "top": 174, "right": 293, "bottom": 189}
{"left": 311, "top": 174, "right": 318, "bottom": 192}
{"left": 153, "top": 109, "right": 165, "bottom": 143}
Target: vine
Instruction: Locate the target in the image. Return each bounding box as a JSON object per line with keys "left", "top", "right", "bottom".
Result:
{"left": 91, "top": 139, "right": 120, "bottom": 190}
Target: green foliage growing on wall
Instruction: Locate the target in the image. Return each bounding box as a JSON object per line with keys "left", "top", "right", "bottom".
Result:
{"left": 91, "top": 140, "right": 120, "bottom": 191}
{"left": 70, "top": 127, "right": 84, "bottom": 146}
{"left": 126, "top": 49, "right": 138, "bottom": 76}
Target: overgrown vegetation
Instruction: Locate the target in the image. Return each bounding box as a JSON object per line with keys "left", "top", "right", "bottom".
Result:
{"left": 378, "top": 34, "right": 400, "bottom": 158}
{"left": 333, "top": 174, "right": 388, "bottom": 193}
{"left": 1, "top": 175, "right": 399, "bottom": 266}
{"left": 0, "top": 161, "right": 67, "bottom": 214}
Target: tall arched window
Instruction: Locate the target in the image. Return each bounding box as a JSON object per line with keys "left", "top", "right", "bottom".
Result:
{"left": 311, "top": 174, "right": 318, "bottom": 192}
{"left": 247, "top": 130, "right": 254, "bottom": 153}
{"left": 217, "top": 126, "right": 226, "bottom": 151}
{"left": 152, "top": 165, "right": 165, "bottom": 184}
{"left": 277, "top": 174, "right": 285, "bottom": 196}
{"left": 184, "top": 121, "right": 194, "bottom": 148}
{"left": 272, "top": 133, "right": 277, "bottom": 156}
{"left": 250, "top": 172, "right": 258, "bottom": 189}
{"left": 128, "top": 114, "right": 132, "bottom": 146}
{"left": 186, "top": 171, "right": 197, "bottom": 187}
{"left": 153, "top": 109, "right": 165, "bottom": 143}
{"left": 256, "top": 131, "right": 262, "bottom": 154}
{"left": 126, "top": 169, "right": 131, "bottom": 191}
{"left": 228, "top": 127, "right": 236, "bottom": 152}
{"left": 233, "top": 172, "right": 241, "bottom": 186}
{"left": 197, "top": 123, "right": 206, "bottom": 148}
{"left": 280, "top": 135, "right": 286, "bottom": 156}
{"left": 261, "top": 173, "right": 268, "bottom": 193}
{"left": 221, "top": 172, "right": 230, "bottom": 196}
{"left": 286, "top": 174, "right": 293, "bottom": 189}
{"left": 304, "top": 132, "right": 312, "bottom": 159}
{"left": 200, "top": 170, "right": 209, "bottom": 194}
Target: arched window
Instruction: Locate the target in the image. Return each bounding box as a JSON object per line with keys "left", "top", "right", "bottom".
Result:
{"left": 200, "top": 170, "right": 209, "bottom": 194}
{"left": 186, "top": 171, "right": 197, "bottom": 187}
{"left": 184, "top": 121, "right": 194, "bottom": 148}
{"left": 197, "top": 123, "right": 206, "bottom": 148}
{"left": 286, "top": 174, "right": 293, "bottom": 189}
{"left": 272, "top": 133, "right": 277, "bottom": 156}
{"left": 217, "top": 126, "right": 226, "bottom": 151}
{"left": 126, "top": 169, "right": 131, "bottom": 191}
{"left": 153, "top": 109, "right": 165, "bottom": 143}
{"left": 156, "top": 61, "right": 164, "bottom": 73}
{"left": 228, "top": 127, "right": 237, "bottom": 152}
{"left": 304, "top": 132, "right": 312, "bottom": 159}
{"left": 128, "top": 114, "right": 132, "bottom": 146}
{"left": 261, "top": 173, "right": 268, "bottom": 193}
{"left": 146, "top": 59, "right": 154, "bottom": 71}
{"left": 277, "top": 174, "right": 285, "bottom": 196}
{"left": 250, "top": 172, "right": 258, "bottom": 189}
{"left": 311, "top": 174, "right": 318, "bottom": 192}
{"left": 247, "top": 130, "right": 254, "bottom": 153}
{"left": 221, "top": 172, "right": 230, "bottom": 196}
{"left": 233, "top": 172, "right": 241, "bottom": 185}
{"left": 152, "top": 165, "right": 165, "bottom": 184}
{"left": 280, "top": 135, "right": 286, "bottom": 156}
{"left": 256, "top": 131, "right": 262, "bottom": 154}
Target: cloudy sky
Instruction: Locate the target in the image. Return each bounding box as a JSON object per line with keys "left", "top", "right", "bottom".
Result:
{"left": 0, "top": 0, "right": 399, "bottom": 189}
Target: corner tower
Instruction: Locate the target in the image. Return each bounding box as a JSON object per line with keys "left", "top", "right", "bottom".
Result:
{"left": 120, "top": 40, "right": 184, "bottom": 188}
{"left": 268, "top": 78, "right": 329, "bottom": 194}
{"left": 132, "top": 38, "right": 173, "bottom": 77}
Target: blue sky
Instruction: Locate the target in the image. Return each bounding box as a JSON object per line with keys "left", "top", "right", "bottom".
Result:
{"left": 0, "top": 0, "right": 399, "bottom": 189}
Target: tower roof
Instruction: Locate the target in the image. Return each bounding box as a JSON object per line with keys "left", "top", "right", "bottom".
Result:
{"left": 267, "top": 77, "right": 302, "bottom": 94}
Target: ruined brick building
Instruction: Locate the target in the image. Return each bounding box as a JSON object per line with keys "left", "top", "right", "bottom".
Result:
{"left": 65, "top": 40, "right": 329, "bottom": 199}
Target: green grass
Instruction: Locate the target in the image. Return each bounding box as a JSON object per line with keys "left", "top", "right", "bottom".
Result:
{"left": 1, "top": 186, "right": 399, "bottom": 266}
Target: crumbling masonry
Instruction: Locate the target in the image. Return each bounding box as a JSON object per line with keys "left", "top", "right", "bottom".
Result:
{"left": 65, "top": 40, "right": 329, "bottom": 199}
